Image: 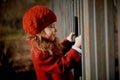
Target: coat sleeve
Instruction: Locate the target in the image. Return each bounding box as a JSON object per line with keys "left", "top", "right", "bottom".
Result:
{"left": 61, "top": 39, "right": 73, "bottom": 54}
{"left": 31, "top": 47, "right": 81, "bottom": 74}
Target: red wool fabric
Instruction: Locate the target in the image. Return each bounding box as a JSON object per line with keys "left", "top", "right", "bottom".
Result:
{"left": 22, "top": 5, "right": 57, "bottom": 35}
{"left": 30, "top": 39, "right": 81, "bottom": 80}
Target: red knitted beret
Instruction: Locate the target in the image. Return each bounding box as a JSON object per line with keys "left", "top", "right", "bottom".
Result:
{"left": 22, "top": 5, "right": 57, "bottom": 35}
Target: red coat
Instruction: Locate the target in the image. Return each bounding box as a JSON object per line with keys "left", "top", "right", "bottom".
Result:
{"left": 30, "top": 39, "right": 81, "bottom": 80}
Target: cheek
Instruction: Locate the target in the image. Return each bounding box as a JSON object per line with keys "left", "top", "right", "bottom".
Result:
{"left": 43, "top": 29, "right": 53, "bottom": 38}
{"left": 45, "top": 31, "right": 53, "bottom": 36}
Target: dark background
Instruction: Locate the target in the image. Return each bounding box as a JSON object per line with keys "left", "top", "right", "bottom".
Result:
{"left": 0, "top": 0, "right": 50, "bottom": 80}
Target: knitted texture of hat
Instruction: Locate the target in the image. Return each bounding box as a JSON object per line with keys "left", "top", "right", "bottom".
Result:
{"left": 22, "top": 5, "right": 57, "bottom": 35}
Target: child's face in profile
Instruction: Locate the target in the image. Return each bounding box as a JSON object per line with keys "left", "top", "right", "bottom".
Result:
{"left": 41, "top": 22, "right": 57, "bottom": 41}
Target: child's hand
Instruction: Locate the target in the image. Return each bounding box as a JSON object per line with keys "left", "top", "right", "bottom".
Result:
{"left": 66, "top": 32, "right": 75, "bottom": 41}
{"left": 74, "top": 35, "right": 82, "bottom": 48}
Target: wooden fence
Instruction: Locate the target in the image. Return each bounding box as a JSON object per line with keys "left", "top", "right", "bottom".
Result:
{"left": 47, "top": 0, "right": 119, "bottom": 80}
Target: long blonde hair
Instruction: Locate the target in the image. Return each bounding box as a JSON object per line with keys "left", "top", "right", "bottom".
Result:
{"left": 28, "top": 31, "right": 63, "bottom": 55}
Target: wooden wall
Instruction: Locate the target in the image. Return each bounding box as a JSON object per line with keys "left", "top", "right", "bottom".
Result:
{"left": 48, "top": 0, "right": 80, "bottom": 40}
{"left": 47, "top": 0, "right": 119, "bottom": 80}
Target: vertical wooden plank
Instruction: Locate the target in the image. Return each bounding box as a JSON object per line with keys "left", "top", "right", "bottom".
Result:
{"left": 65, "top": 0, "right": 73, "bottom": 36}
{"left": 80, "top": 0, "right": 86, "bottom": 80}
{"left": 88, "top": 0, "right": 98, "bottom": 80}
{"left": 77, "top": 0, "right": 81, "bottom": 35}
{"left": 73, "top": 0, "right": 77, "bottom": 16}
{"left": 95, "top": 0, "right": 107, "bottom": 79}
{"left": 93, "top": 0, "right": 99, "bottom": 79}
{"left": 104, "top": 1, "right": 109, "bottom": 80}
{"left": 83, "top": 0, "right": 91, "bottom": 79}
{"left": 118, "top": 0, "right": 120, "bottom": 79}
{"left": 105, "top": 0, "right": 115, "bottom": 80}
{"left": 54, "top": 0, "right": 66, "bottom": 39}
{"left": 113, "top": 0, "right": 118, "bottom": 79}
{"left": 67, "top": 0, "right": 73, "bottom": 33}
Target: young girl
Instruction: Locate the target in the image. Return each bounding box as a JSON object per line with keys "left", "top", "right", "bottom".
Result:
{"left": 22, "top": 5, "right": 82, "bottom": 80}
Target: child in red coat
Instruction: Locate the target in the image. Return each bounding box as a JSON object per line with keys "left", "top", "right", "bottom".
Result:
{"left": 22, "top": 5, "right": 82, "bottom": 80}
